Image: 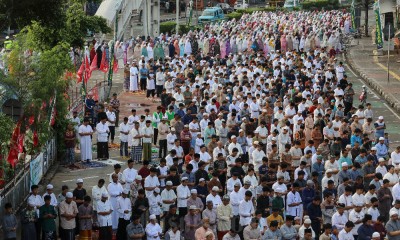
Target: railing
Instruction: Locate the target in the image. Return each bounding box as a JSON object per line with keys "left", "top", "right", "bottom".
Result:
{"left": 116, "top": 0, "right": 143, "bottom": 40}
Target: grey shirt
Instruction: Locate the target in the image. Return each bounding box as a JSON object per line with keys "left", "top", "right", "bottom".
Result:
{"left": 386, "top": 219, "right": 400, "bottom": 240}
{"left": 3, "top": 213, "right": 17, "bottom": 239}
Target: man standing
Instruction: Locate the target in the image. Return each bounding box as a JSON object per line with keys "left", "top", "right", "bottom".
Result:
{"left": 126, "top": 215, "right": 145, "bottom": 240}
{"left": 142, "top": 120, "right": 153, "bottom": 162}
{"left": 97, "top": 193, "right": 113, "bottom": 240}
{"left": 119, "top": 117, "right": 130, "bottom": 159}
{"left": 107, "top": 173, "right": 123, "bottom": 231}
{"left": 78, "top": 196, "right": 93, "bottom": 239}
{"left": 217, "top": 195, "right": 233, "bottom": 240}
{"left": 96, "top": 115, "right": 110, "bottom": 161}
{"left": 39, "top": 195, "right": 58, "bottom": 240}
{"left": 145, "top": 215, "right": 163, "bottom": 240}
{"left": 116, "top": 189, "right": 132, "bottom": 240}
{"left": 79, "top": 118, "right": 93, "bottom": 162}
{"left": 106, "top": 105, "right": 117, "bottom": 144}
{"left": 378, "top": 179, "right": 393, "bottom": 222}
{"left": 158, "top": 116, "right": 169, "bottom": 159}
{"left": 177, "top": 177, "right": 191, "bottom": 229}
{"left": 131, "top": 122, "right": 143, "bottom": 163}
{"left": 28, "top": 185, "right": 44, "bottom": 240}
{"left": 59, "top": 192, "right": 78, "bottom": 240}
{"left": 203, "top": 201, "right": 218, "bottom": 237}
{"left": 110, "top": 93, "right": 120, "bottom": 127}
{"left": 152, "top": 106, "right": 164, "bottom": 145}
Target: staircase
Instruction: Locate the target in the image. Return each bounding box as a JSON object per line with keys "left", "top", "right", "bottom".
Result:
{"left": 95, "top": 0, "right": 144, "bottom": 41}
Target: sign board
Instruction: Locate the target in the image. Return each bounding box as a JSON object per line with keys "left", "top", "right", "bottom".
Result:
{"left": 30, "top": 153, "right": 43, "bottom": 186}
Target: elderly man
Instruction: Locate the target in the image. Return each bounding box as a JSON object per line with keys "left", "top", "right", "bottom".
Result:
{"left": 59, "top": 192, "right": 78, "bottom": 240}
{"left": 206, "top": 186, "right": 223, "bottom": 209}
{"left": 145, "top": 214, "right": 162, "bottom": 240}
{"left": 243, "top": 218, "right": 260, "bottom": 240}
{"left": 203, "top": 201, "right": 218, "bottom": 237}
{"left": 184, "top": 205, "right": 202, "bottom": 239}
{"left": 187, "top": 189, "right": 204, "bottom": 210}
{"left": 217, "top": 195, "right": 233, "bottom": 240}
{"left": 195, "top": 218, "right": 215, "bottom": 240}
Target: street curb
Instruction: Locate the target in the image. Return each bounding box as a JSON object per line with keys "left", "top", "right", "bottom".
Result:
{"left": 344, "top": 50, "right": 400, "bottom": 113}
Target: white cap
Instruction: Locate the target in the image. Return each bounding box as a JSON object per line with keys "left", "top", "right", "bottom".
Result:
{"left": 46, "top": 184, "right": 53, "bottom": 190}
{"left": 372, "top": 232, "right": 380, "bottom": 238}
{"left": 230, "top": 135, "right": 237, "bottom": 139}
{"left": 66, "top": 192, "right": 73, "bottom": 198}
{"left": 271, "top": 137, "right": 277, "bottom": 141}
{"left": 191, "top": 189, "right": 197, "bottom": 194}
{"left": 346, "top": 144, "right": 352, "bottom": 149}
{"left": 342, "top": 162, "right": 348, "bottom": 167}
{"left": 149, "top": 214, "right": 157, "bottom": 220}
{"left": 239, "top": 129, "right": 244, "bottom": 132}
{"left": 371, "top": 147, "right": 377, "bottom": 151}
{"left": 154, "top": 188, "right": 160, "bottom": 193}
{"left": 189, "top": 205, "right": 197, "bottom": 210}
{"left": 253, "top": 141, "right": 259, "bottom": 145}
{"left": 171, "top": 128, "right": 176, "bottom": 131}
{"left": 304, "top": 219, "right": 312, "bottom": 224}
{"left": 76, "top": 178, "right": 83, "bottom": 183}
{"left": 379, "top": 158, "right": 386, "bottom": 162}
{"left": 181, "top": 177, "right": 188, "bottom": 181}
{"left": 390, "top": 210, "right": 398, "bottom": 217}
{"left": 326, "top": 169, "right": 333, "bottom": 173}
{"left": 212, "top": 186, "right": 220, "bottom": 191}
{"left": 166, "top": 181, "right": 173, "bottom": 186}
{"left": 379, "top": 137, "right": 385, "bottom": 141}
{"left": 378, "top": 116, "right": 384, "bottom": 120}
{"left": 199, "top": 178, "right": 205, "bottom": 182}
{"left": 123, "top": 189, "right": 130, "bottom": 195}
{"left": 135, "top": 175, "right": 142, "bottom": 180}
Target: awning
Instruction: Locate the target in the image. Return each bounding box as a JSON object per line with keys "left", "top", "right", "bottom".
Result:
{"left": 95, "top": 0, "right": 119, "bottom": 25}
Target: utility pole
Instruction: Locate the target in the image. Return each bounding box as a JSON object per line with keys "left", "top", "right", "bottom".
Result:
{"left": 176, "top": 0, "right": 180, "bottom": 34}
{"left": 387, "top": 24, "right": 390, "bottom": 83}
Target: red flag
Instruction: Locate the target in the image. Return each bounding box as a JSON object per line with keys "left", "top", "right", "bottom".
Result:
{"left": 99, "top": 51, "right": 109, "bottom": 73}
{"left": 76, "top": 63, "right": 84, "bottom": 83}
{"left": 92, "top": 85, "right": 99, "bottom": 101}
{"left": 113, "top": 55, "right": 118, "bottom": 73}
{"left": 33, "top": 130, "right": 39, "bottom": 147}
{"left": 17, "top": 134, "right": 25, "bottom": 153}
{"left": 90, "top": 54, "right": 98, "bottom": 73}
{"left": 28, "top": 115, "right": 35, "bottom": 126}
{"left": 7, "top": 148, "right": 18, "bottom": 167}
{"left": 84, "top": 55, "right": 90, "bottom": 83}
{"left": 7, "top": 121, "right": 21, "bottom": 167}
{"left": 49, "top": 95, "right": 57, "bottom": 127}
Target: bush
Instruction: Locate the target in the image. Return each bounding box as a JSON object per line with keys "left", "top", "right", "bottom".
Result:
{"left": 226, "top": 11, "right": 243, "bottom": 20}
{"left": 160, "top": 21, "right": 177, "bottom": 34}
{"left": 301, "top": 0, "right": 340, "bottom": 10}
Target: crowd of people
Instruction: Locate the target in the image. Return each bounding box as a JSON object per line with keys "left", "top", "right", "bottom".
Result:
{"left": 5, "top": 8, "right": 400, "bottom": 240}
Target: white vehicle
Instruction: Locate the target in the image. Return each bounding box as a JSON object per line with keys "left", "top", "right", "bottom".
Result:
{"left": 234, "top": 2, "right": 249, "bottom": 10}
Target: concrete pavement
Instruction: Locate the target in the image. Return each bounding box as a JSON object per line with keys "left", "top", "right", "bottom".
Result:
{"left": 345, "top": 37, "right": 400, "bottom": 112}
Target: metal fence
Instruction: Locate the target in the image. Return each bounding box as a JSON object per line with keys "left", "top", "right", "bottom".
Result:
{"left": 0, "top": 137, "right": 57, "bottom": 218}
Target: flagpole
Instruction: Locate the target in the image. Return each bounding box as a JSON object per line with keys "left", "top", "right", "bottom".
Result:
{"left": 387, "top": 24, "right": 390, "bottom": 83}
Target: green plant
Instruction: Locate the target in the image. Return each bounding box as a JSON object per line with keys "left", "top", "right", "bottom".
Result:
{"left": 160, "top": 21, "right": 177, "bottom": 34}
{"left": 226, "top": 12, "right": 243, "bottom": 20}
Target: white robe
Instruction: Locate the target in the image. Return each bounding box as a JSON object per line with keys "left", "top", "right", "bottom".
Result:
{"left": 79, "top": 125, "right": 93, "bottom": 161}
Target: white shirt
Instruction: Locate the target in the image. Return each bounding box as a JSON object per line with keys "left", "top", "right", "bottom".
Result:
{"left": 332, "top": 212, "right": 348, "bottom": 231}
{"left": 226, "top": 178, "right": 242, "bottom": 195}
{"left": 176, "top": 184, "right": 191, "bottom": 207}
{"left": 42, "top": 192, "right": 58, "bottom": 207}
{"left": 28, "top": 194, "right": 44, "bottom": 215}
{"left": 252, "top": 149, "right": 266, "bottom": 170}
{"left": 348, "top": 209, "right": 364, "bottom": 235}
{"left": 367, "top": 207, "right": 380, "bottom": 222}
{"left": 228, "top": 142, "right": 243, "bottom": 155}
{"left": 161, "top": 189, "right": 177, "bottom": 211}
{"left": 96, "top": 200, "right": 113, "bottom": 227}
{"left": 286, "top": 191, "right": 302, "bottom": 217}
{"left": 167, "top": 133, "right": 177, "bottom": 151}
{"left": 92, "top": 185, "right": 109, "bottom": 210}
{"left": 148, "top": 193, "right": 162, "bottom": 215}
{"left": 230, "top": 191, "right": 241, "bottom": 216}
{"left": 352, "top": 193, "right": 366, "bottom": 207}
{"left": 117, "top": 196, "right": 132, "bottom": 220}
{"left": 107, "top": 182, "right": 123, "bottom": 198}
{"left": 119, "top": 123, "right": 131, "bottom": 142}
{"left": 239, "top": 199, "right": 254, "bottom": 226}
{"left": 144, "top": 175, "right": 160, "bottom": 196}
{"left": 123, "top": 167, "right": 138, "bottom": 184}
{"left": 392, "top": 183, "right": 400, "bottom": 204}
{"left": 206, "top": 194, "right": 222, "bottom": 209}
{"left": 131, "top": 128, "right": 142, "bottom": 146}
{"left": 142, "top": 126, "right": 153, "bottom": 143}
{"left": 392, "top": 152, "right": 400, "bottom": 165}
{"left": 106, "top": 111, "right": 116, "bottom": 127}
{"left": 338, "top": 229, "right": 354, "bottom": 240}
{"left": 145, "top": 223, "right": 162, "bottom": 240}
{"left": 96, "top": 122, "right": 109, "bottom": 142}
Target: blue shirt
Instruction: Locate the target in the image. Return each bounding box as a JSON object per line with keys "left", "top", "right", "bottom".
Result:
{"left": 355, "top": 155, "right": 367, "bottom": 165}
{"left": 350, "top": 135, "right": 362, "bottom": 147}
{"left": 375, "top": 143, "right": 388, "bottom": 158}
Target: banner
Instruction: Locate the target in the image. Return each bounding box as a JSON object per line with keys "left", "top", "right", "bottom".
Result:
{"left": 350, "top": 0, "right": 356, "bottom": 29}
{"left": 374, "top": 1, "right": 383, "bottom": 49}
{"left": 30, "top": 153, "right": 43, "bottom": 186}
